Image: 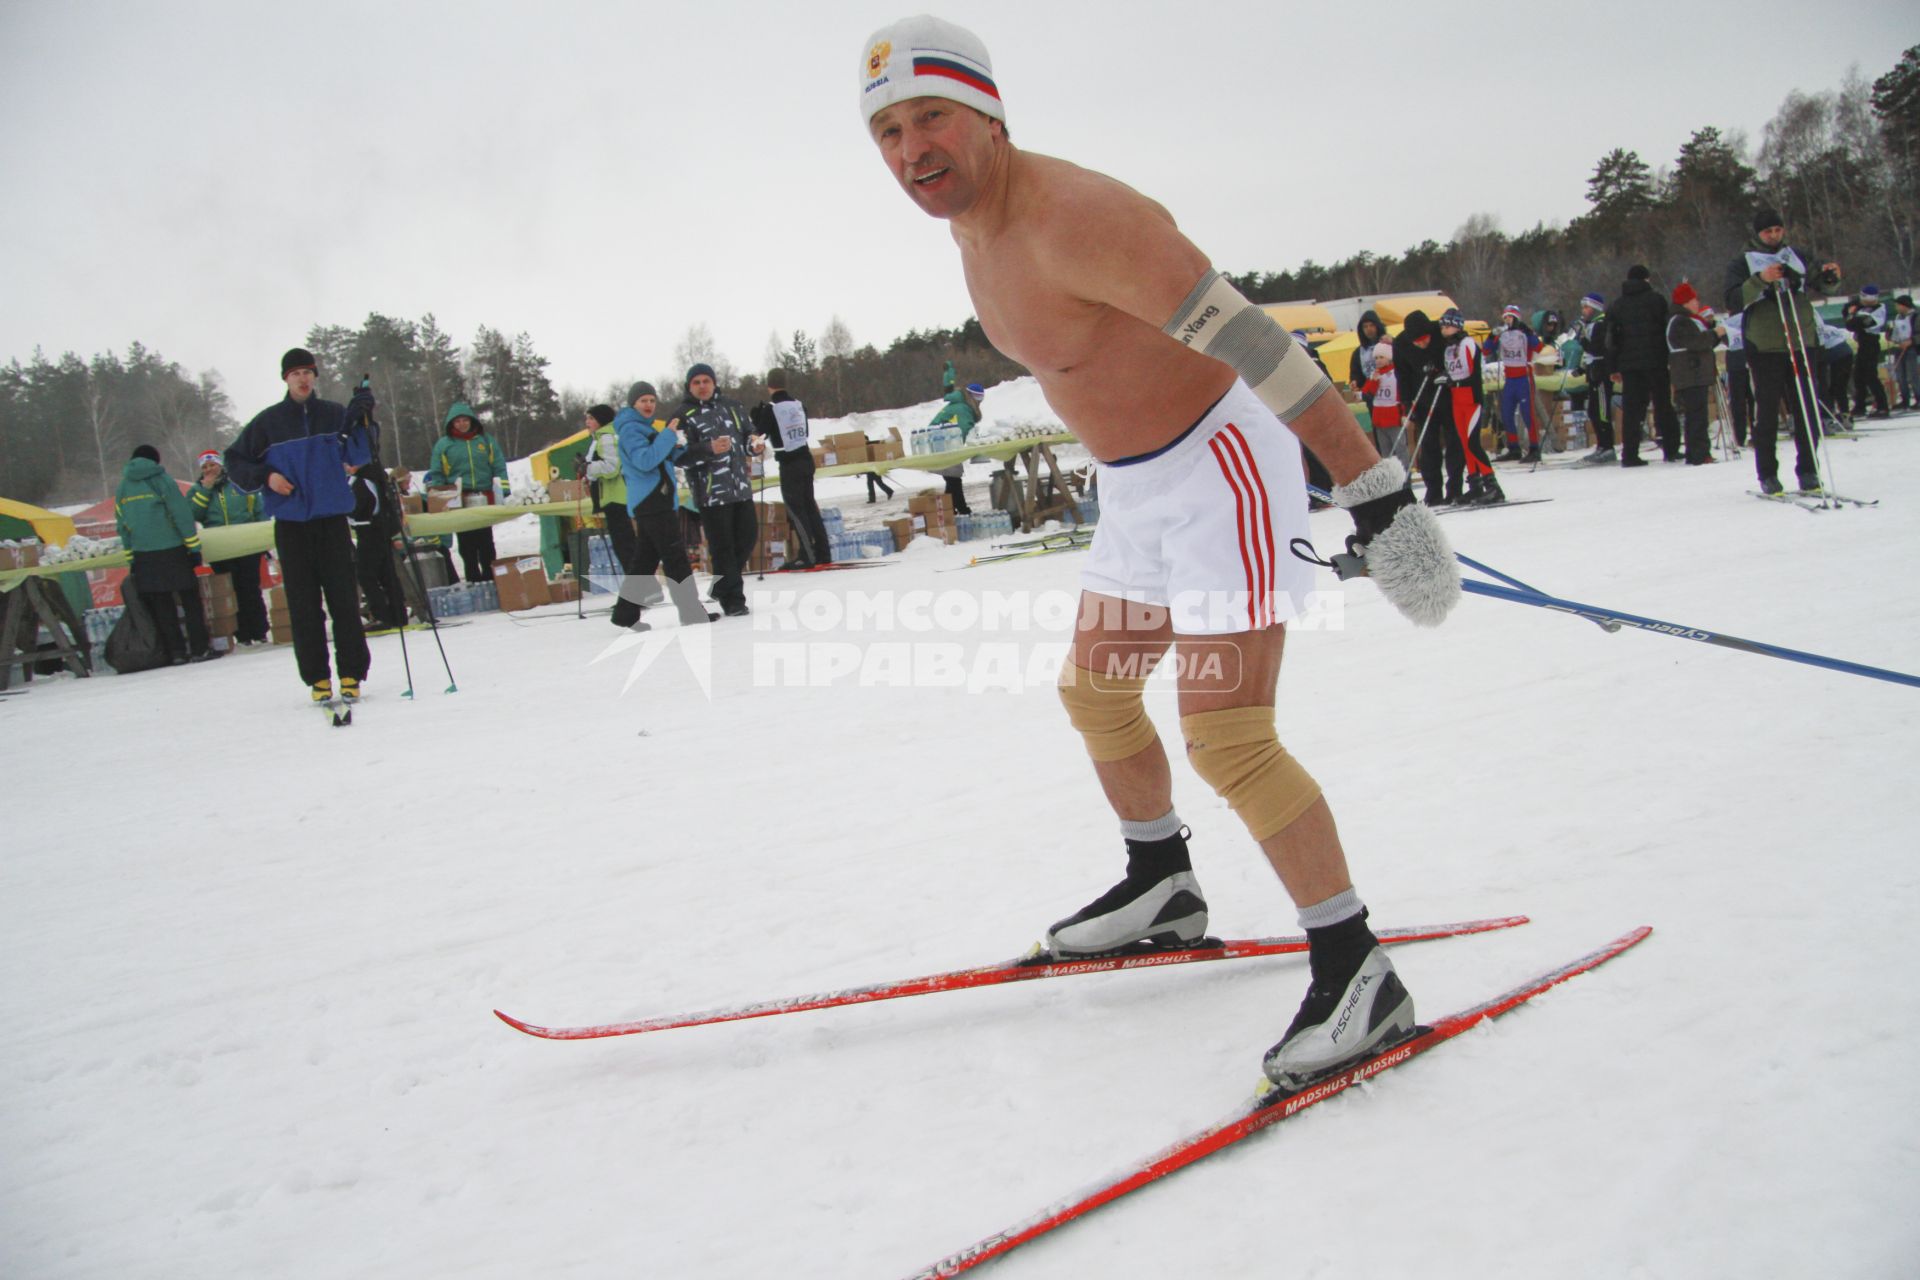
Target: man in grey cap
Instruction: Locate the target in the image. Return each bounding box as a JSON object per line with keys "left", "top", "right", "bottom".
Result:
{"left": 858, "top": 15, "right": 1462, "bottom": 1089}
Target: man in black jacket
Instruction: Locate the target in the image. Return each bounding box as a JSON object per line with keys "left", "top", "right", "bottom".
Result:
{"left": 1666, "top": 283, "right": 1724, "bottom": 466}
{"left": 672, "top": 363, "right": 763, "bottom": 617}
{"left": 1607, "top": 265, "right": 1679, "bottom": 465}
{"left": 348, "top": 460, "right": 407, "bottom": 631}
{"left": 749, "top": 369, "right": 833, "bottom": 568}
{"left": 1844, "top": 286, "right": 1891, "bottom": 420}
{"left": 1393, "top": 311, "right": 1454, "bottom": 504}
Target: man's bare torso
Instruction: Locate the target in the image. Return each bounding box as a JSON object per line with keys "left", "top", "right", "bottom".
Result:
{"left": 954, "top": 152, "right": 1235, "bottom": 463}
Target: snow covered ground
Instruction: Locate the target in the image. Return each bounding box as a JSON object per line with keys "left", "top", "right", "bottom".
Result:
{"left": 5, "top": 410, "right": 1919, "bottom": 1279}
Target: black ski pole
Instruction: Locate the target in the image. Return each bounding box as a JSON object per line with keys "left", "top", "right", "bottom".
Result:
{"left": 359, "top": 374, "right": 457, "bottom": 695}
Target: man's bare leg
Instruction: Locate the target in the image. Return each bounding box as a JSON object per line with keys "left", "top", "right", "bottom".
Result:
{"left": 1046, "top": 591, "right": 1203, "bottom": 954}
{"left": 1070, "top": 591, "right": 1173, "bottom": 821}
{"left": 1173, "top": 624, "right": 1354, "bottom": 907}
{"left": 1170, "top": 623, "right": 1413, "bottom": 1087}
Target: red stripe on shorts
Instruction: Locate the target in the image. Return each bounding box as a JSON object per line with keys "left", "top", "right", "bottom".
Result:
{"left": 1207, "top": 435, "right": 1262, "bottom": 629}
{"left": 1220, "top": 423, "right": 1279, "bottom": 627}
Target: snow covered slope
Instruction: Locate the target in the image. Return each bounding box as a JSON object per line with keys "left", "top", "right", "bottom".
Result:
{"left": 4, "top": 420, "right": 1918, "bottom": 1278}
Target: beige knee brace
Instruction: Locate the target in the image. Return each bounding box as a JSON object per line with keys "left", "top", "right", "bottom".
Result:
{"left": 1057, "top": 663, "right": 1159, "bottom": 762}
{"left": 1181, "top": 706, "right": 1321, "bottom": 841}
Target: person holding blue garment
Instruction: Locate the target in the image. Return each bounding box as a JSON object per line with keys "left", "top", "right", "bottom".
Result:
{"left": 614, "top": 381, "right": 715, "bottom": 629}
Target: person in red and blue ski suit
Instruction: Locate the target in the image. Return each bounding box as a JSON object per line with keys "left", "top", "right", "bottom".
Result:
{"left": 1494, "top": 305, "right": 1543, "bottom": 461}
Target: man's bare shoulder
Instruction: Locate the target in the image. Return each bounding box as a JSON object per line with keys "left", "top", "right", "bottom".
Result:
{"left": 1009, "top": 152, "right": 1206, "bottom": 319}
{"left": 1015, "top": 151, "right": 1179, "bottom": 236}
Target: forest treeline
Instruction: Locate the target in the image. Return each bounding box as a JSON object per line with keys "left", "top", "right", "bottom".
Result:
{"left": 5, "top": 47, "right": 1912, "bottom": 507}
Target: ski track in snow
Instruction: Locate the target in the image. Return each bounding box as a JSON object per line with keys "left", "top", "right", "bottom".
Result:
{"left": 5, "top": 392, "right": 1919, "bottom": 1279}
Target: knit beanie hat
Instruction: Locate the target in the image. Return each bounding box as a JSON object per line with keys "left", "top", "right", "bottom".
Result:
{"left": 859, "top": 16, "right": 1003, "bottom": 126}
{"left": 1372, "top": 341, "right": 1394, "bottom": 366}
{"left": 281, "top": 347, "right": 317, "bottom": 377}
{"left": 1501, "top": 305, "right": 1522, "bottom": 321}
{"left": 1627, "top": 264, "right": 1651, "bottom": 282}
{"left": 132, "top": 444, "right": 160, "bottom": 463}
{"left": 1861, "top": 284, "right": 1880, "bottom": 299}
{"left": 626, "top": 381, "right": 657, "bottom": 406}
{"left": 1753, "top": 207, "right": 1784, "bottom": 233}
{"left": 1581, "top": 293, "right": 1604, "bottom": 310}
{"left": 1671, "top": 282, "right": 1699, "bottom": 308}
{"left": 684, "top": 363, "right": 716, "bottom": 385}
{"left": 587, "top": 404, "right": 616, "bottom": 426}
{"left": 197, "top": 449, "right": 223, "bottom": 468}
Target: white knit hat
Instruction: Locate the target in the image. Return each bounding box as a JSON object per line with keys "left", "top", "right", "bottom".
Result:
{"left": 859, "top": 15, "right": 1004, "bottom": 126}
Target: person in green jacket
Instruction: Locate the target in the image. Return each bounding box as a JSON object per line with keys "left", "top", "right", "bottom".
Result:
{"left": 190, "top": 448, "right": 269, "bottom": 645}
{"left": 115, "top": 444, "right": 216, "bottom": 664}
{"left": 927, "top": 360, "right": 982, "bottom": 514}
{"left": 425, "top": 401, "right": 510, "bottom": 581}
{"left": 1723, "top": 207, "right": 1844, "bottom": 493}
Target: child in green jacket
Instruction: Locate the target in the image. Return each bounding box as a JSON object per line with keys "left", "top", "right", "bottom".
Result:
{"left": 425, "top": 401, "right": 510, "bottom": 581}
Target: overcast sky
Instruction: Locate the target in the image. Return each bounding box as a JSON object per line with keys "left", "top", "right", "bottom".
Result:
{"left": 1, "top": 1, "right": 1913, "bottom": 408}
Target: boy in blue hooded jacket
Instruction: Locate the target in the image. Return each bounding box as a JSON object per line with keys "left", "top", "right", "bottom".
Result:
{"left": 614, "top": 381, "right": 715, "bottom": 629}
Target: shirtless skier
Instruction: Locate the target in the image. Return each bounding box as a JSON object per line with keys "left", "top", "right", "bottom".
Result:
{"left": 859, "top": 16, "right": 1461, "bottom": 1086}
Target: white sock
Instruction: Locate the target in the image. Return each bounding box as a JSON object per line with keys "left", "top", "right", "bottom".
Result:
{"left": 1119, "top": 811, "right": 1183, "bottom": 843}
{"left": 1297, "top": 887, "right": 1364, "bottom": 931}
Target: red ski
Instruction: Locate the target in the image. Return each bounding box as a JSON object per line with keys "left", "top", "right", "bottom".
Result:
{"left": 900, "top": 925, "right": 1651, "bottom": 1278}
{"left": 494, "top": 915, "right": 1528, "bottom": 1041}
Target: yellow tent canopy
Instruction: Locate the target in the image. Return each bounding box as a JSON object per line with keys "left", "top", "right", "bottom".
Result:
{"left": 1314, "top": 330, "right": 1362, "bottom": 382}
{"left": 1369, "top": 294, "right": 1458, "bottom": 325}
{"left": 0, "top": 497, "right": 78, "bottom": 547}
{"left": 1260, "top": 302, "right": 1339, "bottom": 336}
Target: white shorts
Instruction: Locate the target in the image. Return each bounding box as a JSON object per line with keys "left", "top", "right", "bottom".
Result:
{"left": 1079, "top": 380, "right": 1316, "bottom": 635}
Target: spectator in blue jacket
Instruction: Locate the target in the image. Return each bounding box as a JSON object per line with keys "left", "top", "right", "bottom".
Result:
{"left": 614, "top": 381, "right": 715, "bottom": 629}
{"left": 224, "top": 347, "right": 373, "bottom": 705}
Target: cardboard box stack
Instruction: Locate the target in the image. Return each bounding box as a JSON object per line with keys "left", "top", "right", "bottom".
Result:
{"left": 547, "top": 574, "right": 581, "bottom": 604}
{"left": 887, "top": 491, "right": 958, "bottom": 549}
{"left": 398, "top": 493, "right": 427, "bottom": 515}
{"left": 425, "top": 487, "right": 463, "bottom": 513}
{"left": 492, "top": 556, "right": 552, "bottom": 612}
{"left": 267, "top": 585, "right": 294, "bottom": 645}
{"left": 547, "top": 478, "right": 588, "bottom": 505}
{"left": 813, "top": 432, "right": 875, "bottom": 468}
{"left": 748, "top": 501, "right": 790, "bottom": 572}
{"left": 1, "top": 540, "right": 42, "bottom": 570}
{"left": 197, "top": 571, "right": 239, "bottom": 641}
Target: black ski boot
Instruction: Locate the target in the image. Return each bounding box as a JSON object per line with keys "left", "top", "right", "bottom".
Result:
{"left": 1263, "top": 910, "right": 1415, "bottom": 1088}
{"left": 1045, "top": 829, "right": 1208, "bottom": 956}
